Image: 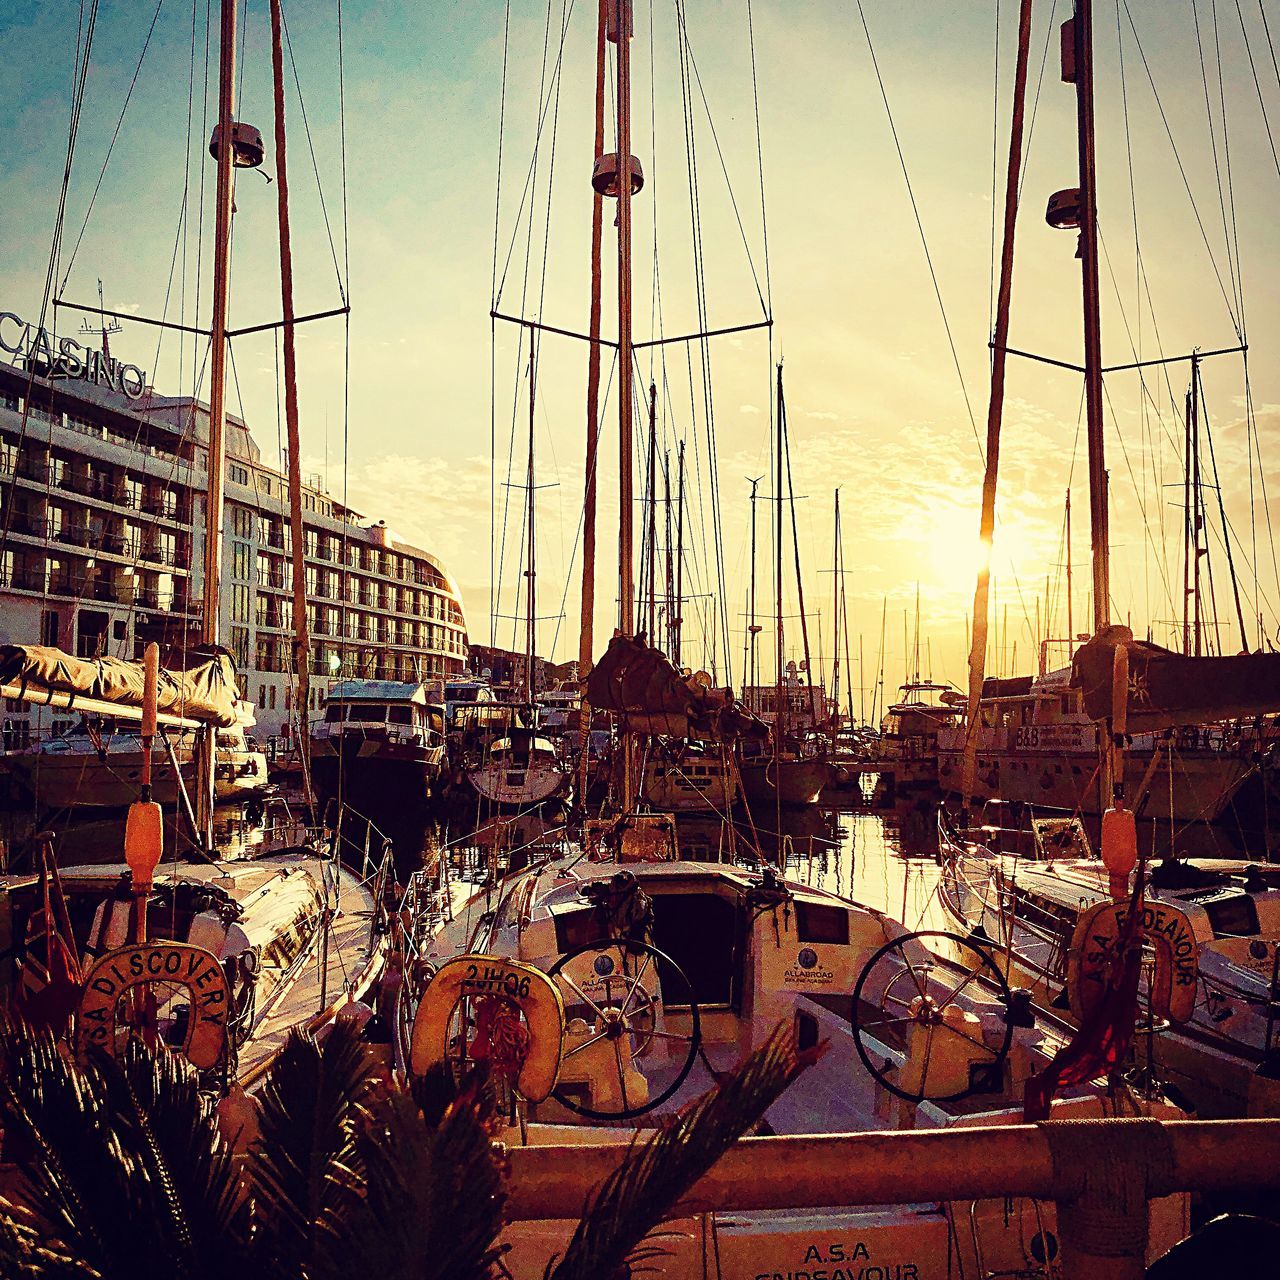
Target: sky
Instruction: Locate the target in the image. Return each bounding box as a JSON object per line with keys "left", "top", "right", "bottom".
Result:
{"left": 1, "top": 1, "right": 1278, "bottom": 718}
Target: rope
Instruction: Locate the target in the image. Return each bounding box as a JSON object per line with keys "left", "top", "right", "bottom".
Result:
{"left": 58, "top": 0, "right": 166, "bottom": 292}
{"left": 853, "top": 0, "right": 981, "bottom": 460}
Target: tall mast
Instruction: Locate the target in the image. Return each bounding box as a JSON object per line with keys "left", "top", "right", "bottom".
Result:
{"left": 526, "top": 346, "right": 538, "bottom": 701}
{"left": 831, "top": 490, "right": 842, "bottom": 723}
{"left": 645, "top": 381, "right": 658, "bottom": 639}
{"left": 195, "top": 0, "right": 239, "bottom": 848}
{"left": 960, "top": 0, "right": 1032, "bottom": 806}
{"left": 663, "top": 448, "right": 673, "bottom": 655}
{"left": 1190, "top": 352, "right": 1203, "bottom": 656}
{"left": 614, "top": 0, "right": 635, "bottom": 635}
{"left": 1072, "top": 0, "right": 1109, "bottom": 635}
{"left": 774, "top": 365, "right": 785, "bottom": 742}
{"left": 674, "top": 440, "right": 685, "bottom": 667}
{"left": 747, "top": 474, "right": 762, "bottom": 694}
{"left": 269, "top": 0, "right": 314, "bottom": 818}
{"left": 578, "top": 0, "right": 606, "bottom": 682}
{"left": 1066, "top": 488, "right": 1074, "bottom": 645}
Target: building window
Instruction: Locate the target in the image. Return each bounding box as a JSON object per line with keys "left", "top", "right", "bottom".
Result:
{"left": 231, "top": 505, "right": 253, "bottom": 538}
{"left": 259, "top": 684, "right": 267, "bottom": 709}
{"left": 231, "top": 541, "right": 252, "bottom": 581}
{"left": 268, "top": 685, "right": 277, "bottom": 710}
{"left": 229, "top": 463, "right": 249, "bottom": 486}
{"left": 40, "top": 609, "right": 59, "bottom": 647}
{"left": 231, "top": 583, "right": 251, "bottom": 623}
{"left": 230, "top": 625, "right": 250, "bottom": 668}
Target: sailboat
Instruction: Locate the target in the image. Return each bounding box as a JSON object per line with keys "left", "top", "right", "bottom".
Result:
{"left": 466, "top": 349, "right": 570, "bottom": 810}
{"left": 737, "top": 366, "right": 837, "bottom": 811}
{"left": 1, "top": 0, "right": 389, "bottom": 1086}
{"left": 934, "top": 0, "right": 1280, "bottom": 1119}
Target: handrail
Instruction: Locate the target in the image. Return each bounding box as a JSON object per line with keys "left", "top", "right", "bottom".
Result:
{"left": 504, "top": 1118, "right": 1280, "bottom": 1279}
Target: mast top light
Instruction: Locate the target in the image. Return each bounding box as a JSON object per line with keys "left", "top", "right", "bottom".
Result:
{"left": 592, "top": 153, "right": 645, "bottom": 199}
{"left": 1045, "top": 188, "right": 1082, "bottom": 230}
{"left": 209, "top": 122, "right": 265, "bottom": 170}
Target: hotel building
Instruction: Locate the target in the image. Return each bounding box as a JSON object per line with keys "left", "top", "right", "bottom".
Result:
{"left": 0, "top": 307, "right": 469, "bottom": 745}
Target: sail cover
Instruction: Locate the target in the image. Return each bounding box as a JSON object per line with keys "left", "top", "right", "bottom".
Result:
{"left": 1070, "top": 625, "right": 1280, "bottom": 732}
{"left": 585, "top": 634, "right": 765, "bottom": 741}
{"left": 0, "top": 644, "right": 241, "bottom": 728}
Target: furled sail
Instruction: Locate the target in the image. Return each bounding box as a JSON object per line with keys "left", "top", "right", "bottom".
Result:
{"left": 0, "top": 643, "right": 242, "bottom": 728}
{"left": 1070, "top": 625, "right": 1280, "bottom": 732}
{"left": 585, "top": 634, "right": 765, "bottom": 741}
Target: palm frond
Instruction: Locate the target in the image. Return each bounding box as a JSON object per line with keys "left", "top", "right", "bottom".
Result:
{"left": 545, "top": 1023, "right": 813, "bottom": 1280}
{"left": 247, "top": 1019, "right": 379, "bottom": 1280}
{"left": 334, "top": 1068, "right": 507, "bottom": 1280}
{"left": 0, "top": 1202, "right": 96, "bottom": 1279}
{"left": 0, "top": 1015, "right": 137, "bottom": 1273}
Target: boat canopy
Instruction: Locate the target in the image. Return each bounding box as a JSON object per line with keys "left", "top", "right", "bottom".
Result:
{"left": 1071, "top": 624, "right": 1280, "bottom": 731}
{"left": 0, "top": 643, "right": 241, "bottom": 727}
{"left": 585, "top": 634, "right": 766, "bottom": 741}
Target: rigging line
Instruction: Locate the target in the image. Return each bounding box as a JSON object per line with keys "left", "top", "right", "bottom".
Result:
{"left": 853, "top": 0, "right": 981, "bottom": 459}
{"left": 178, "top": 0, "right": 199, "bottom": 388}
{"left": 1100, "top": 379, "right": 1178, "bottom": 622}
{"left": 1016, "top": 0, "right": 1058, "bottom": 208}
{"left": 492, "top": 0, "right": 578, "bottom": 304}
{"left": 533, "top": 0, "right": 572, "bottom": 332}
{"left": 1212, "top": 0, "right": 1247, "bottom": 338}
{"left": 745, "top": 0, "right": 772, "bottom": 313}
{"left": 490, "top": 0, "right": 512, "bottom": 307}
{"left": 1259, "top": 0, "right": 1280, "bottom": 105}
{"left": 0, "top": 0, "right": 101, "bottom": 569}
{"left": 1197, "top": 375, "right": 1249, "bottom": 649}
{"left": 676, "top": 4, "right": 767, "bottom": 317}
{"left": 1242, "top": 353, "right": 1280, "bottom": 637}
{"left": 336, "top": 0, "right": 351, "bottom": 290}
{"left": 1114, "top": 0, "right": 1145, "bottom": 392}
{"left": 58, "top": 0, "right": 166, "bottom": 293}
{"left": 278, "top": 0, "right": 348, "bottom": 304}
{"left": 988, "top": 0, "right": 1001, "bottom": 345}
{"left": 495, "top": 0, "right": 562, "bottom": 651}
{"left": 1191, "top": 0, "right": 1242, "bottom": 325}
{"left": 550, "top": 351, "right": 619, "bottom": 658}
{"left": 1121, "top": 0, "right": 1239, "bottom": 336}
{"left": 1234, "top": 0, "right": 1280, "bottom": 180}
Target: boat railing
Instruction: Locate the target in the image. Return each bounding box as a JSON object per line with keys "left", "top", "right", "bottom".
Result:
{"left": 502, "top": 1117, "right": 1278, "bottom": 1280}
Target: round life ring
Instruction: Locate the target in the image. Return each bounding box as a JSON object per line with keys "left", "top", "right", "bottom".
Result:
{"left": 76, "top": 942, "right": 231, "bottom": 1070}
{"left": 410, "top": 954, "right": 565, "bottom": 1102}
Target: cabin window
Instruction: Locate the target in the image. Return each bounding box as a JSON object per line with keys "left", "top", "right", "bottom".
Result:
{"left": 1202, "top": 893, "right": 1260, "bottom": 939}
{"left": 388, "top": 706, "right": 412, "bottom": 725}
{"left": 794, "top": 900, "right": 850, "bottom": 946}
{"left": 650, "top": 893, "right": 738, "bottom": 1008}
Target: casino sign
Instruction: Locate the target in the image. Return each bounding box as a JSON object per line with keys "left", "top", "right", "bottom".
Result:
{"left": 0, "top": 309, "right": 148, "bottom": 400}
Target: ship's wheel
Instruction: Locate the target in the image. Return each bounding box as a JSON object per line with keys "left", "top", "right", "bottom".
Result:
{"left": 850, "top": 930, "right": 1013, "bottom": 1103}
{"left": 547, "top": 938, "right": 701, "bottom": 1120}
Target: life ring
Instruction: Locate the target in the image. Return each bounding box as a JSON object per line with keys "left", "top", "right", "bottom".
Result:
{"left": 409, "top": 954, "right": 565, "bottom": 1102}
{"left": 76, "top": 942, "right": 231, "bottom": 1070}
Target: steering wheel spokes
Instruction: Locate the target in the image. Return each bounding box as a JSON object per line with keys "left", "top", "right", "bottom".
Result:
{"left": 548, "top": 938, "right": 701, "bottom": 1121}
{"left": 851, "top": 930, "right": 1013, "bottom": 1105}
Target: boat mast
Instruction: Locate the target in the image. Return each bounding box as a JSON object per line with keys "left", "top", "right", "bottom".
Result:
{"left": 747, "top": 474, "right": 762, "bottom": 694}
{"left": 645, "top": 380, "right": 658, "bottom": 639}
{"left": 958, "top": 0, "right": 1030, "bottom": 807}
{"left": 831, "top": 490, "right": 842, "bottom": 727}
{"left": 269, "top": 0, "right": 314, "bottom": 819}
{"left": 1070, "top": 0, "right": 1115, "bottom": 804}
{"left": 1066, "top": 488, "right": 1073, "bottom": 645}
{"left": 612, "top": 0, "right": 637, "bottom": 809}
{"left": 578, "top": 0, "right": 606, "bottom": 682}
{"left": 663, "top": 448, "right": 673, "bottom": 655}
{"left": 615, "top": 1, "right": 635, "bottom": 635}
{"left": 195, "top": 0, "right": 239, "bottom": 849}
{"left": 774, "top": 364, "right": 786, "bottom": 748}
{"left": 1073, "top": 0, "right": 1109, "bottom": 637}
{"left": 674, "top": 440, "right": 685, "bottom": 667}
{"left": 526, "top": 346, "right": 538, "bottom": 702}
{"left": 576, "top": 0, "right": 607, "bottom": 804}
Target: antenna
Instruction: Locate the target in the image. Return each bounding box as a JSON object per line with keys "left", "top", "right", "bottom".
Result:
{"left": 79, "top": 279, "right": 122, "bottom": 361}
